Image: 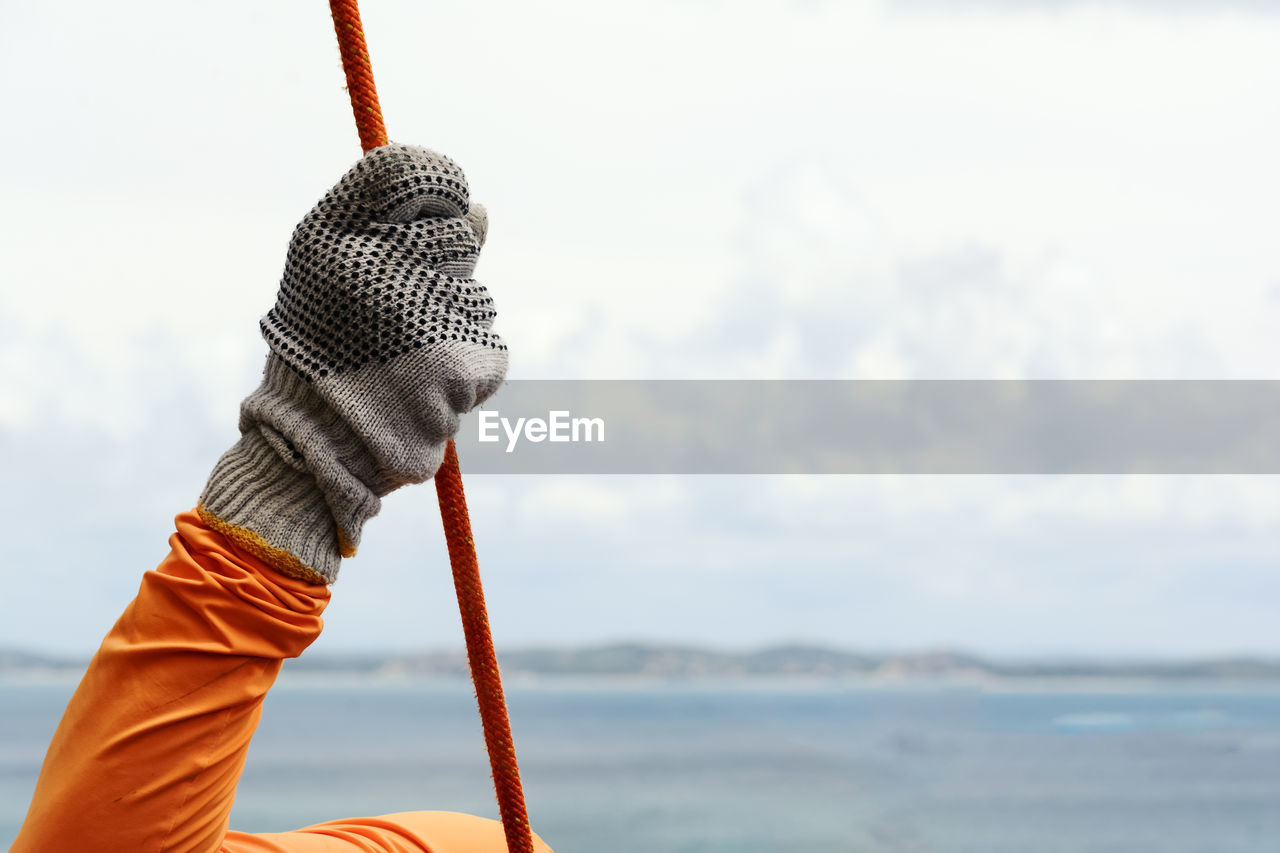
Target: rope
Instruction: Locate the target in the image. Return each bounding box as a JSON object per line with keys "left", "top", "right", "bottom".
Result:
{"left": 435, "top": 443, "right": 536, "bottom": 852}
{"left": 329, "top": 0, "right": 388, "bottom": 152}
{"left": 328, "top": 4, "right": 535, "bottom": 852}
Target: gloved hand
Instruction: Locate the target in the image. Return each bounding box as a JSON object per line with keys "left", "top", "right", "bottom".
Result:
{"left": 198, "top": 144, "right": 507, "bottom": 584}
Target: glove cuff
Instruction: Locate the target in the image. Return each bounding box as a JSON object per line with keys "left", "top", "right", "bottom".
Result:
{"left": 198, "top": 427, "right": 342, "bottom": 585}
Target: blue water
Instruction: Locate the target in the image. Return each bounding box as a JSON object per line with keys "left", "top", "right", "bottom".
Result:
{"left": 4, "top": 678, "right": 1279, "bottom": 852}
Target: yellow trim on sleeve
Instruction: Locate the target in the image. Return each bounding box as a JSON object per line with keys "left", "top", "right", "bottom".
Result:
{"left": 196, "top": 503, "right": 332, "bottom": 586}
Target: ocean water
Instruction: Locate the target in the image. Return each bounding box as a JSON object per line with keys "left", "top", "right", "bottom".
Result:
{"left": 3, "top": 678, "right": 1279, "bottom": 852}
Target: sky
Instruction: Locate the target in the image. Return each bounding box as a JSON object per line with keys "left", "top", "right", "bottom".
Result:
{"left": 1, "top": 0, "right": 1278, "bottom": 659}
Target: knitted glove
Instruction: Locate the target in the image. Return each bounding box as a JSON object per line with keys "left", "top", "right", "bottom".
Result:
{"left": 198, "top": 144, "right": 507, "bottom": 584}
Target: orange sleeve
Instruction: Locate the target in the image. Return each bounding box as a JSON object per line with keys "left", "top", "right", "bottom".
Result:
{"left": 12, "top": 509, "right": 551, "bottom": 853}
{"left": 12, "top": 509, "right": 330, "bottom": 853}
{"left": 223, "top": 811, "right": 554, "bottom": 853}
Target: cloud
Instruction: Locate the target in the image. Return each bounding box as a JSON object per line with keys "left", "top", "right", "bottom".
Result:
{"left": 600, "top": 150, "right": 1280, "bottom": 382}
{"left": 2, "top": 0, "right": 1279, "bottom": 658}
{"left": 891, "top": 0, "right": 1280, "bottom": 13}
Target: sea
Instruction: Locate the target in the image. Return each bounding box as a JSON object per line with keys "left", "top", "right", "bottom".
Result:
{"left": 3, "top": 677, "right": 1279, "bottom": 852}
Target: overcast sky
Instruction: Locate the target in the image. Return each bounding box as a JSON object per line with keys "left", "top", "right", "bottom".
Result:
{"left": 2, "top": 0, "right": 1278, "bottom": 659}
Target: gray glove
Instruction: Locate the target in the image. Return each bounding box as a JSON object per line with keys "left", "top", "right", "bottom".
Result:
{"left": 198, "top": 144, "right": 507, "bottom": 584}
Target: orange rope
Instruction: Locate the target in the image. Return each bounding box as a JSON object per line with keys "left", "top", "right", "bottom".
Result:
{"left": 435, "top": 443, "right": 536, "bottom": 853}
{"left": 329, "top": 0, "right": 388, "bottom": 152}
{"left": 327, "top": 4, "right": 535, "bottom": 852}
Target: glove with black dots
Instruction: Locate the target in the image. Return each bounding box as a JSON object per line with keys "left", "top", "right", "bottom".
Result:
{"left": 198, "top": 144, "right": 507, "bottom": 584}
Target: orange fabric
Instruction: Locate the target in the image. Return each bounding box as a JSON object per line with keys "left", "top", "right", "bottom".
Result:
{"left": 12, "top": 509, "right": 552, "bottom": 853}
{"left": 224, "top": 812, "right": 551, "bottom": 853}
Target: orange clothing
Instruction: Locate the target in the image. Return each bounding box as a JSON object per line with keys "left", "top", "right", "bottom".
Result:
{"left": 13, "top": 509, "right": 552, "bottom": 853}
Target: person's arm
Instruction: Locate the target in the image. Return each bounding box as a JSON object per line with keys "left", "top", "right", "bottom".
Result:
{"left": 14, "top": 145, "right": 547, "bottom": 853}
{"left": 15, "top": 509, "right": 551, "bottom": 853}
{"left": 12, "top": 509, "right": 329, "bottom": 853}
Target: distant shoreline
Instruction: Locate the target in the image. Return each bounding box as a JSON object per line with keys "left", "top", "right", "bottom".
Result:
{"left": 5, "top": 643, "right": 1280, "bottom": 685}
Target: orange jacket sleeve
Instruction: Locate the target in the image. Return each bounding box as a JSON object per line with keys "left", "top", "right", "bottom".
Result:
{"left": 12, "top": 509, "right": 551, "bottom": 853}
